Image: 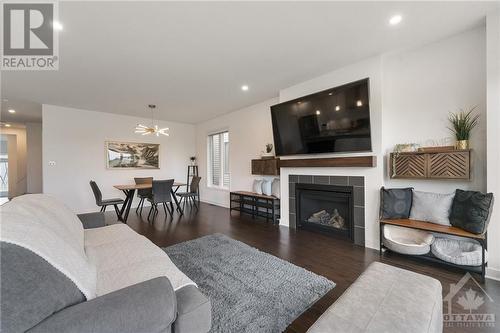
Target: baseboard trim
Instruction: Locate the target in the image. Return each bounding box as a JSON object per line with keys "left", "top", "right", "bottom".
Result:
{"left": 200, "top": 198, "right": 230, "bottom": 209}
{"left": 486, "top": 267, "right": 500, "bottom": 281}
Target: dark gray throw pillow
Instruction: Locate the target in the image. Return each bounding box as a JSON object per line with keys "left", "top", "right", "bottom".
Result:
{"left": 449, "top": 189, "right": 494, "bottom": 234}
{"left": 380, "top": 187, "right": 413, "bottom": 219}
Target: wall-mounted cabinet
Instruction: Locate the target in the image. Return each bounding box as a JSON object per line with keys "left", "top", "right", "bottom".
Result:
{"left": 389, "top": 149, "right": 471, "bottom": 180}
{"left": 251, "top": 158, "right": 280, "bottom": 176}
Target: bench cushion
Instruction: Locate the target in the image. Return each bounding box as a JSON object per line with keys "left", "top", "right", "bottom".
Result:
{"left": 307, "top": 262, "right": 442, "bottom": 333}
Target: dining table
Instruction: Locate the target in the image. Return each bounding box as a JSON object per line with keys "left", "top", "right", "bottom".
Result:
{"left": 113, "top": 181, "right": 186, "bottom": 223}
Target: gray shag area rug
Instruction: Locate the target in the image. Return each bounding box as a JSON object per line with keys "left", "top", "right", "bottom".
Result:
{"left": 164, "top": 233, "right": 335, "bottom": 333}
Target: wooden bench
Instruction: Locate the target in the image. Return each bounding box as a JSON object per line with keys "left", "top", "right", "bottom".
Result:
{"left": 380, "top": 218, "right": 487, "bottom": 281}
{"left": 230, "top": 191, "right": 280, "bottom": 224}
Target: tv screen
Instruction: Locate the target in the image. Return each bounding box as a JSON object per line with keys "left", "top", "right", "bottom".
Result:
{"left": 271, "top": 78, "right": 371, "bottom": 156}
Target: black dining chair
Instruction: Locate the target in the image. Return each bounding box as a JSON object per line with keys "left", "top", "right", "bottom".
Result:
{"left": 176, "top": 176, "right": 201, "bottom": 211}
{"left": 147, "top": 179, "right": 175, "bottom": 221}
{"left": 134, "top": 177, "right": 153, "bottom": 214}
{"left": 89, "top": 180, "right": 124, "bottom": 219}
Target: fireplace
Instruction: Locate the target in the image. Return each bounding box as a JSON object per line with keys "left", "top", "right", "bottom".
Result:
{"left": 296, "top": 183, "right": 354, "bottom": 241}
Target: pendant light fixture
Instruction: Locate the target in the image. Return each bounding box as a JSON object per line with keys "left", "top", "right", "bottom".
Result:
{"left": 135, "top": 104, "right": 169, "bottom": 136}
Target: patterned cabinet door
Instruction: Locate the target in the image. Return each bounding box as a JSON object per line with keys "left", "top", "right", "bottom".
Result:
{"left": 390, "top": 153, "right": 427, "bottom": 178}
{"left": 428, "top": 151, "right": 470, "bottom": 179}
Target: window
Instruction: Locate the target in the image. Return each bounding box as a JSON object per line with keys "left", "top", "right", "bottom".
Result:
{"left": 208, "top": 131, "right": 229, "bottom": 189}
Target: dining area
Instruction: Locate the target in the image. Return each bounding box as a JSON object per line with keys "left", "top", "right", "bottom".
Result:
{"left": 89, "top": 176, "right": 201, "bottom": 223}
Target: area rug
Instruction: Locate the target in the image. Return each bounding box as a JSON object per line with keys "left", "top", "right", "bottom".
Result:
{"left": 164, "top": 233, "right": 335, "bottom": 333}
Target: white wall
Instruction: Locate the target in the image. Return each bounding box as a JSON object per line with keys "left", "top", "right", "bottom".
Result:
{"left": 43, "top": 105, "right": 195, "bottom": 213}
{"left": 486, "top": 9, "right": 500, "bottom": 280}
{"left": 383, "top": 27, "right": 486, "bottom": 192}
{"left": 26, "top": 122, "right": 43, "bottom": 193}
{"left": 195, "top": 99, "right": 278, "bottom": 207}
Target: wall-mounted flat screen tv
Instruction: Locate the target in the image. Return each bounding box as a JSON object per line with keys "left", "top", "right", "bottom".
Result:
{"left": 271, "top": 78, "right": 371, "bottom": 156}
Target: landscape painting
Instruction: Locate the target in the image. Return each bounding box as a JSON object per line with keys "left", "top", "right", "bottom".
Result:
{"left": 106, "top": 141, "right": 160, "bottom": 169}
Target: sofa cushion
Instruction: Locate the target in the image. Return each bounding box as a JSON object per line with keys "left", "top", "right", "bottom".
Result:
{"left": 449, "top": 189, "right": 494, "bottom": 234}
{"left": 410, "top": 190, "right": 454, "bottom": 225}
{"left": 85, "top": 224, "right": 196, "bottom": 296}
{"left": 380, "top": 187, "right": 413, "bottom": 219}
{"left": 1, "top": 242, "right": 85, "bottom": 333}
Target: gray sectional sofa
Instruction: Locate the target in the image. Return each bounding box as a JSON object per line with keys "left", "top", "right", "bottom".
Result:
{"left": 1, "top": 194, "right": 211, "bottom": 333}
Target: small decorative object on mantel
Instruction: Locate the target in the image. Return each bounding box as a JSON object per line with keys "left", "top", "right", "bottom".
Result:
{"left": 261, "top": 143, "right": 274, "bottom": 159}
{"left": 190, "top": 156, "right": 197, "bottom": 166}
{"left": 448, "top": 106, "right": 479, "bottom": 150}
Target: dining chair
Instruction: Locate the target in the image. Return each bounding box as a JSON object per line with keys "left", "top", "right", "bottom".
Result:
{"left": 147, "top": 179, "right": 175, "bottom": 221}
{"left": 134, "top": 177, "right": 153, "bottom": 214}
{"left": 89, "top": 180, "right": 124, "bottom": 219}
{"left": 176, "top": 176, "right": 201, "bottom": 211}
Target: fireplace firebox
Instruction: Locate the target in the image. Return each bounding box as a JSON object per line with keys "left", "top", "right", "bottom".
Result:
{"left": 296, "top": 183, "right": 354, "bottom": 241}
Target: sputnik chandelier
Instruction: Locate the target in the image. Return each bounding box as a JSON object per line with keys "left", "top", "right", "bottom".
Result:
{"left": 135, "top": 104, "right": 169, "bottom": 136}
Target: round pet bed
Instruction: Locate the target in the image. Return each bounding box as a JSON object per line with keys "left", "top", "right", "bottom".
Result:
{"left": 431, "top": 237, "right": 487, "bottom": 266}
{"left": 383, "top": 225, "right": 434, "bottom": 255}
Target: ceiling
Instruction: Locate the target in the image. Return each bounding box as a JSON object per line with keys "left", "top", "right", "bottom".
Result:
{"left": 1, "top": 1, "right": 498, "bottom": 124}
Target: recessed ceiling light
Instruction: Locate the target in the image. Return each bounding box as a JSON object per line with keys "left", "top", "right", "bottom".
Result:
{"left": 315, "top": 110, "right": 321, "bottom": 115}
{"left": 53, "top": 21, "right": 63, "bottom": 31}
{"left": 356, "top": 100, "right": 363, "bottom": 107}
{"left": 4, "top": 123, "right": 11, "bottom": 127}
{"left": 241, "top": 85, "right": 249, "bottom": 91}
{"left": 335, "top": 105, "right": 341, "bottom": 111}
{"left": 328, "top": 92, "right": 333, "bottom": 96}
{"left": 8, "top": 109, "right": 15, "bottom": 114}
{"left": 389, "top": 15, "right": 402, "bottom": 26}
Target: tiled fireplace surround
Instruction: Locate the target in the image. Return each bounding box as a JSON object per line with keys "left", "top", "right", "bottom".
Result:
{"left": 288, "top": 175, "right": 365, "bottom": 246}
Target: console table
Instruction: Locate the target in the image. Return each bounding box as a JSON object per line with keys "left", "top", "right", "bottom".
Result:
{"left": 230, "top": 191, "right": 280, "bottom": 224}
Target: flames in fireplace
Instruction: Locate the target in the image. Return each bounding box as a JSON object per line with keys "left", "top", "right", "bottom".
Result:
{"left": 307, "top": 209, "right": 346, "bottom": 229}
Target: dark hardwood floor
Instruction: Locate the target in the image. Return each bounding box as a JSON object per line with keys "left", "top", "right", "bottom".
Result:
{"left": 105, "top": 202, "right": 500, "bottom": 333}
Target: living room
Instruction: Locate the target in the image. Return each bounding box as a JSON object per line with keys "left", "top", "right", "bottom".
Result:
{"left": 1, "top": 1, "right": 500, "bottom": 333}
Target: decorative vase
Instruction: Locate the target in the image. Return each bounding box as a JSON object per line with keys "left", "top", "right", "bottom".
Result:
{"left": 455, "top": 140, "right": 469, "bottom": 150}
{"left": 261, "top": 152, "right": 274, "bottom": 159}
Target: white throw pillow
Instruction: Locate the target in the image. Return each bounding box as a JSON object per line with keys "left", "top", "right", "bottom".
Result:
{"left": 252, "top": 179, "right": 263, "bottom": 194}
{"left": 262, "top": 180, "right": 272, "bottom": 196}
{"left": 271, "top": 178, "right": 280, "bottom": 198}
{"left": 410, "top": 190, "right": 454, "bottom": 225}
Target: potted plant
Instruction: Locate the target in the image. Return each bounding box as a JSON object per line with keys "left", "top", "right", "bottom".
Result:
{"left": 448, "top": 106, "right": 480, "bottom": 150}
{"left": 190, "top": 156, "right": 196, "bottom": 165}
{"left": 261, "top": 143, "right": 274, "bottom": 159}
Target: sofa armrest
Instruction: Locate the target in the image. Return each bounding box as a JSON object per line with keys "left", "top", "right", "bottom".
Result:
{"left": 174, "top": 285, "right": 211, "bottom": 333}
{"left": 77, "top": 212, "right": 105, "bottom": 229}
{"left": 28, "top": 277, "right": 177, "bottom": 333}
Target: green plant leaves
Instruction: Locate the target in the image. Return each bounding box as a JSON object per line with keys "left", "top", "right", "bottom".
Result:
{"left": 448, "top": 106, "right": 480, "bottom": 140}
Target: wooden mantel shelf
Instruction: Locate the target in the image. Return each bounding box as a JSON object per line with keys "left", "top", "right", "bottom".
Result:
{"left": 278, "top": 155, "right": 377, "bottom": 168}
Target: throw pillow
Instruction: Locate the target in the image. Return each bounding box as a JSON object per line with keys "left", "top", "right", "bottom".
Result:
{"left": 262, "top": 180, "right": 272, "bottom": 196}
{"left": 252, "top": 179, "right": 263, "bottom": 195}
{"left": 380, "top": 187, "right": 413, "bottom": 219}
{"left": 271, "top": 178, "right": 280, "bottom": 198}
{"left": 449, "top": 189, "right": 494, "bottom": 234}
{"left": 410, "top": 191, "right": 454, "bottom": 225}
